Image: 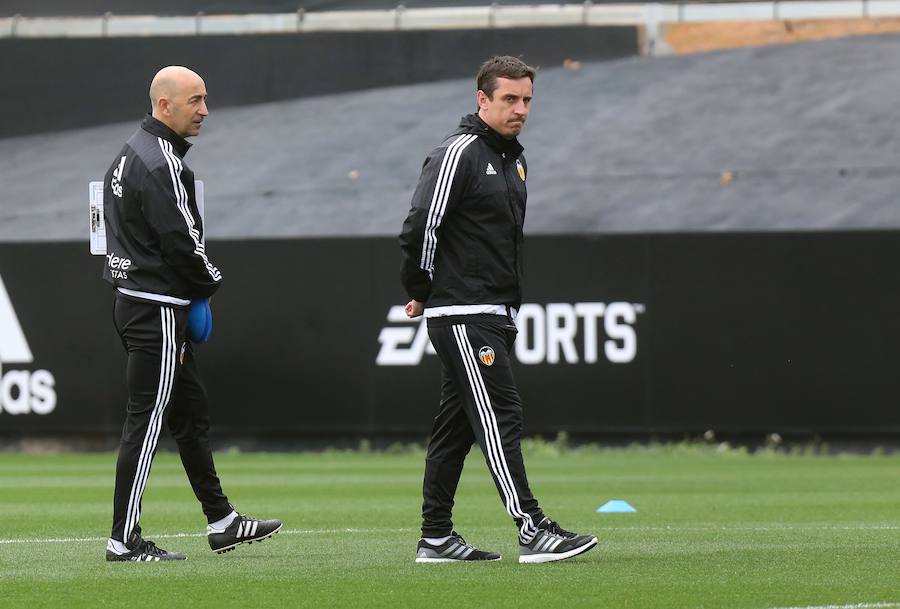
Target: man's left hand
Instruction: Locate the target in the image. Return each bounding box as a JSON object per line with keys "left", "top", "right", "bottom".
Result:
{"left": 405, "top": 300, "right": 424, "bottom": 318}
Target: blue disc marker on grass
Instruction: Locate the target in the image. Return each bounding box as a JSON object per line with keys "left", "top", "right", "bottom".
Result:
{"left": 597, "top": 500, "right": 637, "bottom": 513}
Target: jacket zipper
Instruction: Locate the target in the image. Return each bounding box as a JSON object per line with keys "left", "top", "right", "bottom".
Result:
{"left": 500, "top": 153, "right": 521, "bottom": 290}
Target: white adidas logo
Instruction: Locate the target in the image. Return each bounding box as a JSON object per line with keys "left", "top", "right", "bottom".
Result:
{"left": 237, "top": 520, "right": 259, "bottom": 538}
{"left": 0, "top": 273, "right": 57, "bottom": 415}
{"left": 0, "top": 274, "right": 32, "bottom": 366}
{"left": 485, "top": 163, "right": 497, "bottom": 175}
{"left": 111, "top": 155, "right": 126, "bottom": 197}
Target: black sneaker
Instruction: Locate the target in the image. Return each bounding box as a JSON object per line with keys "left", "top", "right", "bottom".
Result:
{"left": 208, "top": 513, "right": 282, "bottom": 554}
{"left": 415, "top": 531, "right": 501, "bottom": 563}
{"left": 105, "top": 533, "right": 187, "bottom": 562}
{"left": 518, "top": 518, "right": 598, "bottom": 564}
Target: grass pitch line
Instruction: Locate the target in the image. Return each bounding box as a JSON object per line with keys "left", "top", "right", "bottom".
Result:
{"left": 765, "top": 603, "right": 900, "bottom": 609}
{"left": 2, "top": 523, "right": 895, "bottom": 546}
{"left": 599, "top": 525, "right": 900, "bottom": 531}
{"left": 0, "top": 527, "right": 415, "bottom": 546}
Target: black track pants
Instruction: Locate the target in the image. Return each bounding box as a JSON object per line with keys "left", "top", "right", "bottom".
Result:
{"left": 110, "top": 295, "right": 231, "bottom": 543}
{"left": 422, "top": 316, "right": 545, "bottom": 544}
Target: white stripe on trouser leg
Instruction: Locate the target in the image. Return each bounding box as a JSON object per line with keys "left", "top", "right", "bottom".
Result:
{"left": 450, "top": 326, "right": 522, "bottom": 527}
{"left": 449, "top": 326, "right": 518, "bottom": 508}
{"left": 123, "top": 308, "right": 177, "bottom": 542}
{"left": 453, "top": 324, "right": 537, "bottom": 543}
{"left": 451, "top": 325, "right": 538, "bottom": 543}
{"left": 457, "top": 325, "right": 538, "bottom": 542}
{"left": 125, "top": 308, "right": 176, "bottom": 540}
{"left": 124, "top": 309, "right": 170, "bottom": 540}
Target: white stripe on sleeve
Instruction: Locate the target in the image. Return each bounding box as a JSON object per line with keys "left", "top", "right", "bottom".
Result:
{"left": 419, "top": 134, "right": 478, "bottom": 279}
{"left": 157, "top": 138, "right": 222, "bottom": 283}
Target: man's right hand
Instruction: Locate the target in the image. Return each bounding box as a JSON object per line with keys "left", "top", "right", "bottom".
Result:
{"left": 405, "top": 300, "right": 424, "bottom": 318}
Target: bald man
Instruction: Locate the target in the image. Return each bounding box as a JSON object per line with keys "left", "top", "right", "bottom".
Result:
{"left": 101, "top": 66, "right": 281, "bottom": 562}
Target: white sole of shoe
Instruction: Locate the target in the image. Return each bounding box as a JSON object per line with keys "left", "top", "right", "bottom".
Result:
{"left": 211, "top": 523, "right": 283, "bottom": 555}
{"left": 415, "top": 556, "right": 502, "bottom": 563}
{"left": 518, "top": 536, "right": 598, "bottom": 564}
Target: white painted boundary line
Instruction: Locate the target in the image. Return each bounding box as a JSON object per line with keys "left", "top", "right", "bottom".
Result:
{"left": 611, "top": 524, "right": 900, "bottom": 530}
{"left": 764, "top": 604, "right": 900, "bottom": 609}
{"left": 1, "top": 523, "right": 896, "bottom": 546}
{"left": 3, "top": 1, "right": 900, "bottom": 39}
{"left": 0, "top": 527, "right": 415, "bottom": 545}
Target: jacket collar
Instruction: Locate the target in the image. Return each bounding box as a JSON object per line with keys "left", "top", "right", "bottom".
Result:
{"left": 141, "top": 114, "right": 192, "bottom": 158}
{"left": 457, "top": 113, "right": 524, "bottom": 158}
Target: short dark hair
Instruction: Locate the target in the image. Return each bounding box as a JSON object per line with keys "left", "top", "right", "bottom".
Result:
{"left": 476, "top": 55, "right": 536, "bottom": 99}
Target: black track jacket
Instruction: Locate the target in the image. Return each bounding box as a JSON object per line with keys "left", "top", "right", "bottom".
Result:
{"left": 101, "top": 115, "right": 222, "bottom": 307}
{"left": 399, "top": 114, "right": 527, "bottom": 312}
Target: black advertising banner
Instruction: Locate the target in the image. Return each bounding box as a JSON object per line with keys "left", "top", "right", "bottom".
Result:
{"left": 1, "top": 233, "right": 898, "bottom": 438}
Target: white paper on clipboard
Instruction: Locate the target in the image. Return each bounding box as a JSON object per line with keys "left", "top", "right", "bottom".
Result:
{"left": 89, "top": 180, "right": 205, "bottom": 255}
{"left": 89, "top": 181, "right": 106, "bottom": 255}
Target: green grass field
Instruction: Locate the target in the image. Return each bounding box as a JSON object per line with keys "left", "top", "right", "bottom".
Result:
{"left": 0, "top": 444, "right": 897, "bottom": 609}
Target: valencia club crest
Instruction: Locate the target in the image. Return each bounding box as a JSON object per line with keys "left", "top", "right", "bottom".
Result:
{"left": 478, "top": 346, "right": 495, "bottom": 366}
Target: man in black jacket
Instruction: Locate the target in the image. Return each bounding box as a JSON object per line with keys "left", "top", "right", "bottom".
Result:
{"left": 399, "top": 56, "right": 598, "bottom": 564}
{"left": 102, "top": 66, "right": 280, "bottom": 561}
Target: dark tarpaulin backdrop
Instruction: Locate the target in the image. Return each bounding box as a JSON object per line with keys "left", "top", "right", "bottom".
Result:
{"left": 0, "top": 26, "right": 639, "bottom": 137}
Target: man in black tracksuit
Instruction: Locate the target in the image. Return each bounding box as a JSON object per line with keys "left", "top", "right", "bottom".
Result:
{"left": 400, "top": 56, "right": 598, "bottom": 564}
{"left": 102, "top": 66, "right": 280, "bottom": 561}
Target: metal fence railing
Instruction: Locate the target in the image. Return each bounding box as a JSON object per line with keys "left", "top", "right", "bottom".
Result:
{"left": 3, "top": 1, "right": 900, "bottom": 39}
